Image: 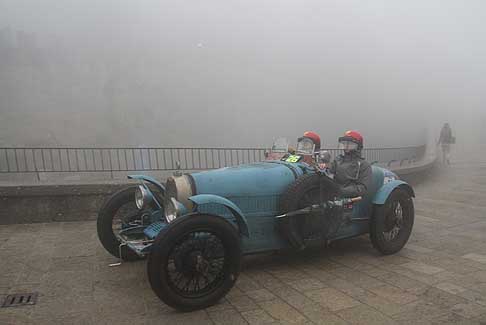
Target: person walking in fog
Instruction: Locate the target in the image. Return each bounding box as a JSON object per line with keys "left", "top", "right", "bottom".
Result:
{"left": 438, "top": 123, "right": 454, "bottom": 165}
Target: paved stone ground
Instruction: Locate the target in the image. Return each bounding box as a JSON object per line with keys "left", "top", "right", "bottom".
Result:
{"left": 1, "top": 157, "right": 486, "bottom": 324}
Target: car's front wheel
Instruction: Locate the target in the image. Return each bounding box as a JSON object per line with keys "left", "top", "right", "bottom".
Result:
{"left": 97, "top": 187, "right": 142, "bottom": 261}
{"left": 147, "top": 214, "right": 241, "bottom": 311}
{"left": 370, "top": 188, "right": 414, "bottom": 255}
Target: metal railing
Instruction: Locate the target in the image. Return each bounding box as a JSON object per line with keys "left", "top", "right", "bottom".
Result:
{"left": 0, "top": 145, "right": 426, "bottom": 180}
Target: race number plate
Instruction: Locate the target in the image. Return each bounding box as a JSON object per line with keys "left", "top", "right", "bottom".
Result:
{"left": 282, "top": 154, "right": 303, "bottom": 163}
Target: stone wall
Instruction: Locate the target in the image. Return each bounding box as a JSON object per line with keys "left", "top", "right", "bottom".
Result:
{"left": 0, "top": 156, "right": 438, "bottom": 225}
{"left": 0, "top": 184, "right": 127, "bottom": 224}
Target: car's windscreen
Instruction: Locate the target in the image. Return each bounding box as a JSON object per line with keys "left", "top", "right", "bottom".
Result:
{"left": 271, "top": 137, "right": 289, "bottom": 153}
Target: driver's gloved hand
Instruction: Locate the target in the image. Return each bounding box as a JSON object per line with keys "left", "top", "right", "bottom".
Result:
{"left": 332, "top": 184, "right": 344, "bottom": 198}
{"left": 319, "top": 175, "right": 341, "bottom": 196}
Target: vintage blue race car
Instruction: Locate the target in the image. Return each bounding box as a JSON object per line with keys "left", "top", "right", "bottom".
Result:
{"left": 97, "top": 141, "right": 415, "bottom": 311}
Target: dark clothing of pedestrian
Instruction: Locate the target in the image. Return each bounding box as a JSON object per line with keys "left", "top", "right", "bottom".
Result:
{"left": 438, "top": 124, "right": 453, "bottom": 144}
{"left": 438, "top": 123, "right": 454, "bottom": 164}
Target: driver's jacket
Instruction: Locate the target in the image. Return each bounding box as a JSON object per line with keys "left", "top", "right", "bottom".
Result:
{"left": 329, "top": 152, "right": 372, "bottom": 198}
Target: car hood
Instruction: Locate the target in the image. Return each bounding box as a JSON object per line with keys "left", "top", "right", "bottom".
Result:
{"left": 190, "top": 161, "right": 304, "bottom": 198}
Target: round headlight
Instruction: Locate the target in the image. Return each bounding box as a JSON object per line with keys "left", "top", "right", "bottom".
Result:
{"left": 164, "top": 197, "right": 178, "bottom": 223}
{"left": 383, "top": 172, "right": 399, "bottom": 185}
{"left": 135, "top": 185, "right": 150, "bottom": 210}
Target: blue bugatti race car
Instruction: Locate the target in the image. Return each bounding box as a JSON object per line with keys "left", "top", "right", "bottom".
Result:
{"left": 97, "top": 138, "right": 414, "bottom": 311}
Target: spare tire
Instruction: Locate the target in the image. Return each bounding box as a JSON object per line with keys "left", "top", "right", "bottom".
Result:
{"left": 278, "top": 173, "right": 340, "bottom": 249}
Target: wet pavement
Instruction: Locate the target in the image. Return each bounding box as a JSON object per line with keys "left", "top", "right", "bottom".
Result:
{"left": 1, "top": 158, "right": 486, "bottom": 324}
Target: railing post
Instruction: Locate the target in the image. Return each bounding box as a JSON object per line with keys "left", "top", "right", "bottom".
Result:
{"left": 32, "top": 149, "right": 40, "bottom": 182}
{"left": 109, "top": 149, "right": 114, "bottom": 179}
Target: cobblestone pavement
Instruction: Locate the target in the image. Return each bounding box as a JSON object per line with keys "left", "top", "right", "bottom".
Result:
{"left": 1, "top": 159, "right": 486, "bottom": 324}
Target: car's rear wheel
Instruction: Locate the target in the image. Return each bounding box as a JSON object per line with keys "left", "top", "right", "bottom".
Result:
{"left": 370, "top": 188, "right": 414, "bottom": 255}
{"left": 147, "top": 214, "right": 241, "bottom": 311}
{"left": 97, "top": 187, "right": 142, "bottom": 261}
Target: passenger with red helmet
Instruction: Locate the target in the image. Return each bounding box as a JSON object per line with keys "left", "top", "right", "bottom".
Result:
{"left": 296, "top": 131, "right": 321, "bottom": 164}
{"left": 302, "top": 131, "right": 321, "bottom": 152}
{"left": 329, "top": 130, "right": 372, "bottom": 198}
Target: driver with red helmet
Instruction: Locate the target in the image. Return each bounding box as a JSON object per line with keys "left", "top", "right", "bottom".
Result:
{"left": 329, "top": 130, "right": 372, "bottom": 198}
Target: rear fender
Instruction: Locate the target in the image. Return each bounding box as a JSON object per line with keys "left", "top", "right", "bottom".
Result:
{"left": 188, "top": 194, "right": 250, "bottom": 237}
{"left": 372, "top": 180, "right": 415, "bottom": 205}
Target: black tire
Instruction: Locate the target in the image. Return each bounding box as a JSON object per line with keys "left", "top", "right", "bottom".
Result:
{"left": 370, "top": 188, "right": 414, "bottom": 255}
{"left": 278, "top": 173, "right": 340, "bottom": 249}
{"left": 97, "top": 187, "right": 141, "bottom": 261}
{"left": 147, "top": 214, "right": 241, "bottom": 311}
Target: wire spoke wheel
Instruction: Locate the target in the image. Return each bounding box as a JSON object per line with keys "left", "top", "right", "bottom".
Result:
{"left": 166, "top": 230, "right": 227, "bottom": 298}
{"left": 382, "top": 201, "right": 403, "bottom": 242}
{"left": 97, "top": 187, "right": 143, "bottom": 260}
{"left": 112, "top": 204, "right": 142, "bottom": 233}
{"left": 147, "top": 214, "right": 241, "bottom": 311}
{"left": 370, "top": 188, "right": 414, "bottom": 255}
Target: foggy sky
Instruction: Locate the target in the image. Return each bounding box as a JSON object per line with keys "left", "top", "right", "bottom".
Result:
{"left": 1, "top": 0, "right": 485, "bottom": 148}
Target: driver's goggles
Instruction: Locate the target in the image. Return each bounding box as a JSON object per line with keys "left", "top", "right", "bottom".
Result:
{"left": 338, "top": 140, "right": 359, "bottom": 150}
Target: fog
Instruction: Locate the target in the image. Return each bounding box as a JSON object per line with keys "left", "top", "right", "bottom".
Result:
{"left": 1, "top": 0, "right": 485, "bottom": 148}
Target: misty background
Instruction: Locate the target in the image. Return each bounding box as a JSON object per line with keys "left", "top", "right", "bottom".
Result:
{"left": 0, "top": 0, "right": 485, "bottom": 148}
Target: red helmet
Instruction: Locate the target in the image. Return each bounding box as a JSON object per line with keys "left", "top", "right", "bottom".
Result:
{"left": 339, "top": 130, "right": 363, "bottom": 150}
{"left": 303, "top": 131, "right": 321, "bottom": 151}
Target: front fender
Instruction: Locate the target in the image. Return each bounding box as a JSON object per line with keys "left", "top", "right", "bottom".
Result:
{"left": 372, "top": 180, "right": 415, "bottom": 205}
{"left": 128, "top": 175, "right": 165, "bottom": 195}
{"left": 188, "top": 194, "right": 250, "bottom": 237}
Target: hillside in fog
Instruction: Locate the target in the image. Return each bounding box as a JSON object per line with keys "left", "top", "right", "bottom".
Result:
{"left": 1, "top": 1, "right": 486, "bottom": 148}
